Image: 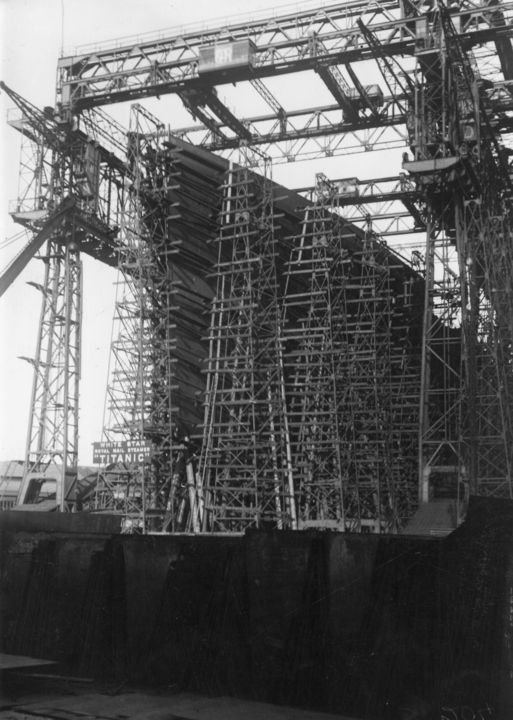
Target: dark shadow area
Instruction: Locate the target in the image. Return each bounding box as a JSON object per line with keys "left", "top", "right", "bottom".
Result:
{"left": 1, "top": 497, "right": 511, "bottom": 719}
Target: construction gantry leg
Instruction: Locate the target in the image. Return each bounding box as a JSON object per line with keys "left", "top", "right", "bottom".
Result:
{"left": 17, "top": 238, "right": 82, "bottom": 510}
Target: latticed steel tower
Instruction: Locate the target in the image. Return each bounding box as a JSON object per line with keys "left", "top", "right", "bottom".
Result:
{"left": 18, "top": 238, "right": 82, "bottom": 510}
{"left": 3, "top": 87, "right": 89, "bottom": 510}
{"left": 1, "top": 81, "right": 128, "bottom": 511}
{"left": 405, "top": 3, "right": 513, "bottom": 506}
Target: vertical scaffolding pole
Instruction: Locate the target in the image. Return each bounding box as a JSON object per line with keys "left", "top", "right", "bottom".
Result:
{"left": 417, "top": 206, "right": 465, "bottom": 508}
{"left": 101, "top": 105, "right": 192, "bottom": 532}
{"left": 339, "top": 225, "right": 400, "bottom": 531}
{"left": 17, "top": 237, "right": 82, "bottom": 509}
{"left": 282, "top": 174, "right": 348, "bottom": 529}
{"left": 283, "top": 174, "right": 420, "bottom": 532}
{"left": 198, "top": 148, "right": 292, "bottom": 531}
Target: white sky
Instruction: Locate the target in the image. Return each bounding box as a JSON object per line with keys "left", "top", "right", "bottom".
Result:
{"left": 0, "top": 0, "right": 404, "bottom": 463}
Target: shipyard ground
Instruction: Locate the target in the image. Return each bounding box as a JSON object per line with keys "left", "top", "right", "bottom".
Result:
{"left": 1, "top": 670, "right": 355, "bottom": 720}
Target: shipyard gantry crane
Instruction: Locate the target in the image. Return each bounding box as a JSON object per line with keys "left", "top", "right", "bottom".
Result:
{"left": 2, "top": 0, "right": 512, "bottom": 532}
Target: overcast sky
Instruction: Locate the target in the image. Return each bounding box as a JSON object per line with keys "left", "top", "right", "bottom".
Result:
{"left": 0, "top": 0, "right": 403, "bottom": 463}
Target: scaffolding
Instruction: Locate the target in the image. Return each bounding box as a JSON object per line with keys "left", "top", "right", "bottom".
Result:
{"left": 3, "top": 0, "right": 513, "bottom": 529}
{"left": 98, "top": 105, "right": 186, "bottom": 531}
{"left": 198, "top": 149, "right": 295, "bottom": 532}
{"left": 279, "top": 172, "right": 421, "bottom": 533}
{"left": 282, "top": 174, "right": 349, "bottom": 530}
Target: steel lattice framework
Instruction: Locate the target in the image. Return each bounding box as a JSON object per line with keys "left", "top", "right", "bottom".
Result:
{"left": 96, "top": 105, "right": 205, "bottom": 531}
{"left": 16, "top": 238, "right": 82, "bottom": 510}
{"left": 294, "top": 174, "right": 426, "bottom": 241}
{"left": 0, "top": 83, "right": 126, "bottom": 510}
{"left": 2, "top": 0, "right": 513, "bottom": 530}
{"left": 55, "top": 0, "right": 513, "bottom": 165}
{"left": 408, "top": 4, "right": 513, "bottom": 506}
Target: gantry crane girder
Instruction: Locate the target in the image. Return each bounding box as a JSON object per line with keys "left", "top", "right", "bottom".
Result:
{"left": 57, "top": 1, "right": 513, "bottom": 112}
{"left": 173, "top": 101, "right": 407, "bottom": 158}
{"left": 293, "top": 174, "right": 426, "bottom": 238}
{"left": 52, "top": 1, "right": 513, "bottom": 170}
{"left": 170, "top": 91, "right": 510, "bottom": 155}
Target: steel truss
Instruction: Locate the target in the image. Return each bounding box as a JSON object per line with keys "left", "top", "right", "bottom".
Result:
{"left": 6, "top": 100, "right": 87, "bottom": 510}
{"left": 183, "top": 120, "right": 410, "bottom": 167}
{"left": 462, "top": 189, "right": 513, "bottom": 497}
{"left": 57, "top": 1, "right": 512, "bottom": 112}
{"left": 3, "top": 0, "right": 513, "bottom": 528}
{"left": 294, "top": 173, "right": 427, "bottom": 240}
{"left": 1, "top": 82, "right": 126, "bottom": 509}
{"left": 412, "top": 2, "right": 513, "bottom": 507}
{"left": 197, "top": 148, "right": 295, "bottom": 532}
{"left": 54, "top": 1, "right": 513, "bottom": 166}
{"left": 16, "top": 239, "right": 82, "bottom": 510}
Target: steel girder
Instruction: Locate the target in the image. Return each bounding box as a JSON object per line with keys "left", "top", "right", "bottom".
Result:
{"left": 57, "top": 2, "right": 513, "bottom": 113}
{"left": 2, "top": 83, "right": 129, "bottom": 510}
{"left": 293, "top": 173, "right": 427, "bottom": 239}
{"left": 413, "top": 3, "right": 513, "bottom": 508}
